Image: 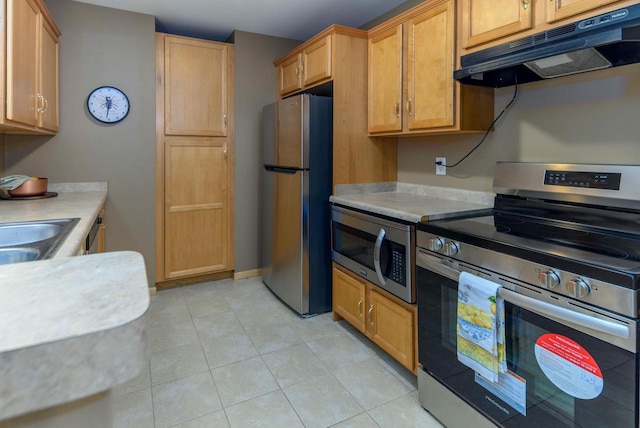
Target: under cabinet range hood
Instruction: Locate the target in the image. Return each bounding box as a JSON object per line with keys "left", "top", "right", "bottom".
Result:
{"left": 454, "top": 4, "right": 640, "bottom": 87}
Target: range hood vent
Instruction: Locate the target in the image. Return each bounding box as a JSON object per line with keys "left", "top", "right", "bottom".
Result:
{"left": 455, "top": 4, "right": 640, "bottom": 88}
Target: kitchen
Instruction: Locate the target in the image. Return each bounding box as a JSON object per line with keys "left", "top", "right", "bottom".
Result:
{"left": 1, "top": 0, "right": 640, "bottom": 426}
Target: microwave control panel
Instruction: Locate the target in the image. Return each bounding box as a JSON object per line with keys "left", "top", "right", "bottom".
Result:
{"left": 388, "top": 244, "right": 406, "bottom": 286}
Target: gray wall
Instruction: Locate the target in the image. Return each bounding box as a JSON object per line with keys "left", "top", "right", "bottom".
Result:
{"left": 398, "top": 63, "right": 640, "bottom": 191}
{"left": 4, "top": 0, "right": 156, "bottom": 285}
{"left": 361, "top": 0, "right": 425, "bottom": 29}
{"left": 231, "top": 31, "right": 301, "bottom": 272}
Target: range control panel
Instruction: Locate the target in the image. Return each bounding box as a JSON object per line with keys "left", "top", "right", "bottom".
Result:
{"left": 544, "top": 170, "right": 621, "bottom": 190}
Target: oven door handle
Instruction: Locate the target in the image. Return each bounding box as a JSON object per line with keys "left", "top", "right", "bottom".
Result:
{"left": 498, "top": 288, "right": 630, "bottom": 339}
{"left": 417, "top": 251, "right": 630, "bottom": 340}
{"left": 373, "top": 228, "right": 386, "bottom": 285}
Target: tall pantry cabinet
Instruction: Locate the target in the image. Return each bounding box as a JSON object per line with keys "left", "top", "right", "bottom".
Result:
{"left": 155, "top": 34, "right": 235, "bottom": 285}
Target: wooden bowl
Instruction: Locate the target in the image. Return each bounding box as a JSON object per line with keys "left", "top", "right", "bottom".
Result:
{"left": 8, "top": 177, "right": 48, "bottom": 196}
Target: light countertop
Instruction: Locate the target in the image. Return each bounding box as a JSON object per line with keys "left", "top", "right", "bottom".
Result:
{"left": 330, "top": 182, "right": 495, "bottom": 222}
{"left": 0, "top": 182, "right": 108, "bottom": 257}
{"left": 0, "top": 251, "right": 149, "bottom": 421}
{"left": 0, "top": 184, "right": 149, "bottom": 421}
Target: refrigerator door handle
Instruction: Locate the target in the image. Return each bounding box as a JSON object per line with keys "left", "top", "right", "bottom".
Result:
{"left": 264, "top": 165, "right": 306, "bottom": 174}
{"left": 373, "top": 228, "right": 386, "bottom": 285}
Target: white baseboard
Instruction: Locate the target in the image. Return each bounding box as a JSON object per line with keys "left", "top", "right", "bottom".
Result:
{"left": 233, "top": 269, "right": 262, "bottom": 280}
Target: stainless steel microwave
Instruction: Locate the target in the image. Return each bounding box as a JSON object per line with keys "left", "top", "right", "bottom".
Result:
{"left": 331, "top": 205, "right": 415, "bottom": 303}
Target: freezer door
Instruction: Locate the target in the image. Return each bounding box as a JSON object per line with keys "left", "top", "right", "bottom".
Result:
{"left": 276, "top": 95, "right": 305, "bottom": 168}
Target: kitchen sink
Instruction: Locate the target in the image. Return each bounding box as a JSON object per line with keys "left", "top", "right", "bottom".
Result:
{"left": 0, "top": 218, "right": 80, "bottom": 265}
{"left": 0, "top": 248, "right": 40, "bottom": 264}
{"left": 0, "top": 222, "right": 65, "bottom": 247}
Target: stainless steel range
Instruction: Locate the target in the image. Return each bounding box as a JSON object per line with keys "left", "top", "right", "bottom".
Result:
{"left": 416, "top": 162, "right": 640, "bottom": 428}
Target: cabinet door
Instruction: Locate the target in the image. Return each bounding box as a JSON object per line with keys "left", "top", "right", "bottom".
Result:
{"left": 460, "top": 0, "right": 533, "bottom": 48}
{"left": 278, "top": 54, "right": 303, "bottom": 96}
{"left": 6, "top": 0, "right": 39, "bottom": 127}
{"left": 368, "top": 25, "right": 403, "bottom": 133}
{"left": 333, "top": 266, "right": 366, "bottom": 333}
{"left": 165, "top": 138, "right": 229, "bottom": 278}
{"left": 303, "top": 35, "right": 332, "bottom": 87}
{"left": 547, "top": 0, "right": 622, "bottom": 23}
{"left": 407, "top": 2, "right": 454, "bottom": 130}
{"left": 367, "top": 289, "right": 415, "bottom": 371}
{"left": 38, "top": 16, "right": 59, "bottom": 132}
{"left": 164, "top": 37, "right": 228, "bottom": 136}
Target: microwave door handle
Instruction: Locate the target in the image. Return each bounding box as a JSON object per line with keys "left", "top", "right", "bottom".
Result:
{"left": 499, "top": 288, "right": 630, "bottom": 339}
{"left": 373, "top": 228, "right": 386, "bottom": 285}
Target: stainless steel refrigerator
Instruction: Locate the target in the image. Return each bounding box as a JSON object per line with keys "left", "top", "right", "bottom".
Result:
{"left": 261, "top": 94, "right": 332, "bottom": 316}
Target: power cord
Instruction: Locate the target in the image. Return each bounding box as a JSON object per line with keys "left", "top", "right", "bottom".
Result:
{"left": 435, "top": 81, "right": 519, "bottom": 169}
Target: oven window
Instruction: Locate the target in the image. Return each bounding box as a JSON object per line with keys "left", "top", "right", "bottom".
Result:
{"left": 332, "top": 222, "right": 406, "bottom": 286}
{"left": 417, "top": 266, "right": 638, "bottom": 427}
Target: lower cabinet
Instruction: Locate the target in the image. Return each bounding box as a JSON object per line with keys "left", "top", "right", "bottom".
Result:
{"left": 332, "top": 263, "right": 416, "bottom": 373}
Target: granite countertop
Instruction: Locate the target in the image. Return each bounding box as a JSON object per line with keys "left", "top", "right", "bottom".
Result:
{"left": 0, "top": 182, "right": 108, "bottom": 257}
{"left": 0, "top": 251, "right": 149, "bottom": 421}
{"left": 330, "top": 182, "right": 495, "bottom": 222}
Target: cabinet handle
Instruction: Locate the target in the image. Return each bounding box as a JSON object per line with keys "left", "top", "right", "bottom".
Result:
{"left": 406, "top": 98, "right": 413, "bottom": 117}
{"left": 522, "top": 0, "right": 529, "bottom": 9}
{"left": 223, "top": 114, "right": 228, "bottom": 128}
{"left": 395, "top": 100, "right": 400, "bottom": 118}
{"left": 368, "top": 304, "right": 374, "bottom": 327}
{"left": 357, "top": 298, "right": 363, "bottom": 318}
{"left": 42, "top": 96, "right": 48, "bottom": 113}
{"left": 223, "top": 149, "right": 228, "bottom": 163}
{"left": 36, "top": 93, "right": 44, "bottom": 113}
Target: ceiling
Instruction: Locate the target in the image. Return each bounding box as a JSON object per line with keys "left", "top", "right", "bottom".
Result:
{"left": 72, "top": 0, "right": 409, "bottom": 41}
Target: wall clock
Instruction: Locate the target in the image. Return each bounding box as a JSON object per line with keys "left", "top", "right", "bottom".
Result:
{"left": 87, "top": 86, "right": 130, "bottom": 123}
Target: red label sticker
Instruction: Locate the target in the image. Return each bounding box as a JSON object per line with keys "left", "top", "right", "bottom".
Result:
{"left": 535, "top": 334, "right": 603, "bottom": 399}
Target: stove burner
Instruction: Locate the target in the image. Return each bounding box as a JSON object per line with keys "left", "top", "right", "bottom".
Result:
{"left": 494, "top": 214, "right": 637, "bottom": 261}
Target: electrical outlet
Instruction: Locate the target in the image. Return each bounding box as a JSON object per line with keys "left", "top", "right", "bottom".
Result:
{"left": 436, "top": 157, "right": 446, "bottom": 175}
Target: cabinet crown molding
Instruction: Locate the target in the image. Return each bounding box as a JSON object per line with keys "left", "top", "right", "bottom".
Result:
{"left": 35, "top": 0, "right": 61, "bottom": 37}
{"left": 367, "top": 0, "right": 450, "bottom": 37}
{"left": 273, "top": 25, "right": 366, "bottom": 65}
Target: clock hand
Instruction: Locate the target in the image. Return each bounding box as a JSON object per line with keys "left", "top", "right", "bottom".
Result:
{"left": 105, "top": 96, "right": 112, "bottom": 118}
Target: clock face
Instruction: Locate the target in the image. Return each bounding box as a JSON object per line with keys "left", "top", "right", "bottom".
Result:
{"left": 87, "top": 86, "right": 130, "bottom": 123}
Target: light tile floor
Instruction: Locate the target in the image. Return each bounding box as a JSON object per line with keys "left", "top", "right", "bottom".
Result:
{"left": 113, "top": 276, "right": 445, "bottom": 428}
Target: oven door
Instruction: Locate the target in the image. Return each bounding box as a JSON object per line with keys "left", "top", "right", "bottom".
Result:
{"left": 417, "top": 251, "right": 639, "bottom": 428}
{"left": 331, "top": 206, "right": 414, "bottom": 303}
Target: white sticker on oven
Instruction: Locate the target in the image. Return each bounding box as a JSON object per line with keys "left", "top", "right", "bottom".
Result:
{"left": 534, "top": 334, "right": 603, "bottom": 399}
{"left": 475, "top": 370, "right": 527, "bottom": 416}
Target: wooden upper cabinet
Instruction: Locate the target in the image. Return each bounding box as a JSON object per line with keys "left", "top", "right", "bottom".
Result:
{"left": 459, "top": 0, "right": 533, "bottom": 49}
{"left": 547, "top": 0, "right": 623, "bottom": 23}
{"left": 368, "top": 0, "right": 493, "bottom": 136}
{"left": 278, "top": 54, "right": 303, "bottom": 96}
{"left": 459, "top": 0, "right": 633, "bottom": 55}
{"left": 39, "top": 16, "right": 59, "bottom": 132}
{"left": 6, "top": 0, "right": 39, "bottom": 127}
{"left": 368, "top": 26, "right": 402, "bottom": 133}
{"left": 276, "top": 34, "right": 333, "bottom": 97}
{"left": 4, "top": 0, "right": 59, "bottom": 134}
{"left": 302, "top": 35, "right": 332, "bottom": 87}
{"left": 164, "top": 36, "right": 228, "bottom": 136}
{"left": 407, "top": 3, "right": 454, "bottom": 130}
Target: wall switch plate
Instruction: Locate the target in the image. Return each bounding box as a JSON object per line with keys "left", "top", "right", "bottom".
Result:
{"left": 436, "top": 157, "right": 446, "bottom": 175}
